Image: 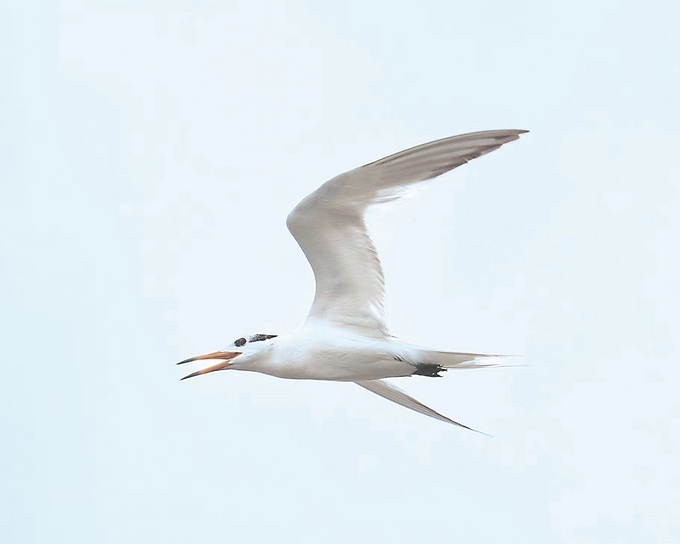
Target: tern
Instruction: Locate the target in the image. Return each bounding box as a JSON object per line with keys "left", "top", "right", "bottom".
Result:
{"left": 179, "top": 129, "right": 527, "bottom": 431}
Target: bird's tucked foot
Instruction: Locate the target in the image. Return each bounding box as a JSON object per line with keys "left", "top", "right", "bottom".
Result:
{"left": 412, "top": 363, "right": 447, "bottom": 377}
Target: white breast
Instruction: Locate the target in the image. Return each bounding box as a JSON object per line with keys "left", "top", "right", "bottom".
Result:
{"left": 251, "top": 326, "right": 415, "bottom": 381}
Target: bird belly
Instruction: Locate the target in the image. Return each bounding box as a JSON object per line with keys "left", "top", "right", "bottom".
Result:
{"left": 255, "top": 338, "right": 415, "bottom": 381}
{"left": 273, "top": 358, "right": 413, "bottom": 381}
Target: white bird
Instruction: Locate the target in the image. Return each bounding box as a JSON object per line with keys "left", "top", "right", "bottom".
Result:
{"left": 179, "top": 129, "right": 527, "bottom": 432}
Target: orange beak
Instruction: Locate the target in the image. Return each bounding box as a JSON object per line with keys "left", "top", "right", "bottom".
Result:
{"left": 177, "top": 350, "right": 241, "bottom": 380}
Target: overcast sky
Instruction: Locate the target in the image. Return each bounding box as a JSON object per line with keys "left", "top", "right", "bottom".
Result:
{"left": 2, "top": 1, "right": 679, "bottom": 542}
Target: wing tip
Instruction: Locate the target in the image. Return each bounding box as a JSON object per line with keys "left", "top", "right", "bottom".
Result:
{"left": 493, "top": 129, "right": 529, "bottom": 142}
{"left": 445, "top": 417, "right": 494, "bottom": 437}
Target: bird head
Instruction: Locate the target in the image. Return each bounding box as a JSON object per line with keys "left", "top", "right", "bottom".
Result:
{"left": 177, "top": 333, "right": 278, "bottom": 380}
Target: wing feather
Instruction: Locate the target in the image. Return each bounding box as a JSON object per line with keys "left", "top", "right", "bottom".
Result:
{"left": 355, "top": 379, "right": 488, "bottom": 434}
{"left": 287, "top": 129, "right": 527, "bottom": 336}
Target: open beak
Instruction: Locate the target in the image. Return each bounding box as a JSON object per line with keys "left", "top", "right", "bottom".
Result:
{"left": 177, "top": 350, "right": 241, "bottom": 380}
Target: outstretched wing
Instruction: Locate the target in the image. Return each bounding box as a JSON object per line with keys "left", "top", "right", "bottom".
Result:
{"left": 355, "top": 379, "right": 489, "bottom": 434}
{"left": 287, "top": 130, "right": 527, "bottom": 337}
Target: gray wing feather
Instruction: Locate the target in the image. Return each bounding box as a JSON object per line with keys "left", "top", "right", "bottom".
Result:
{"left": 355, "top": 379, "right": 490, "bottom": 435}
{"left": 287, "top": 130, "right": 527, "bottom": 337}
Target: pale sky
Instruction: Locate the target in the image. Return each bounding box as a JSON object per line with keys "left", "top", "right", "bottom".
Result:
{"left": 2, "top": 1, "right": 679, "bottom": 542}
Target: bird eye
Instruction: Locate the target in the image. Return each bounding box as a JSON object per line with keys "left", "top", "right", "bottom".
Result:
{"left": 234, "top": 337, "right": 247, "bottom": 347}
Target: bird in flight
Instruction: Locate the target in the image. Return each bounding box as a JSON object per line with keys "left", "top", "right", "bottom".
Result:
{"left": 179, "top": 129, "right": 527, "bottom": 432}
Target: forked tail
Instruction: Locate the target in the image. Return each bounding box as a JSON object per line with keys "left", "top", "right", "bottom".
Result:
{"left": 412, "top": 350, "right": 519, "bottom": 377}
{"left": 428, "top": 350, "right": 511, "bottom": 368}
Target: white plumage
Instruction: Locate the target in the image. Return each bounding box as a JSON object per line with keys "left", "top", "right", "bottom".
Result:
{"left": 179, "top": 129, "right": 527, "bottom": 432}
